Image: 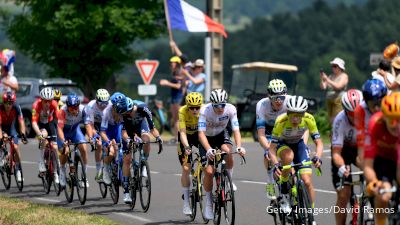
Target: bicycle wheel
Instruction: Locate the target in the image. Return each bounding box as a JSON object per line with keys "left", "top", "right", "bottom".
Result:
{"left": 140, "top": 160, "right": 151, "bottom": 212}
{"left": 75, "top": 156, "right": 87, "bottom": 205}
{"left": 99, "top": 182, "right": 107, "bottom": 198}
{"left": 14, "top": 164, "right": 23, "bottom": 191}
{"left": 64, "top": 162, "right": 74, "bottom": 203}
{"left": 198, "top": 170, "right": 209, "bottom": 224}
{"left": 213, "top": 173, "right": 222, "bottom": 225}
{"left": 110, "top": 161, "right": 119, "bottom": 204}
{"left": 358, "top": 195, "right": 374, "bottom": 225}
{"left": 50, "top": 151, "right": 61, "bottom": 196}
{"left": 189, "top": 179, "right": 197, "bottom": 222}
{"left": 297, "top": 180, "right": 314, "bottom": 225}
{"left": 2, "top": 160, "right": 11, "bottom": 190}
{"left": 130, "top": 163, "right": 138, "bottom": 210}
{"left": 221, "top": 171, "right": 235, "bottom": 225}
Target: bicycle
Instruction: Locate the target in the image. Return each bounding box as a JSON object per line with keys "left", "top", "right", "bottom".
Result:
{"left": 337, "top": 170, "right": 374, "bottom": 225}
{"left": 63, "top": 141, "right": 91, "bottom": 205}
{"left": 183, "top": 150, "right": 209, "bottom": 223}
{"left": 38, "top": 136, "right": 61, "bottom": 195}
{"left": 101, "top": 142, "right": 123, "bottom": 204}
{"left": 379, "top": 185, "right": 399, "bottom": 225}
{"left": 273, "top": 161, "right": 321, "bottom": 225}
{"left": 211, "top": 149, "right": 246, "bottom": 225}
{"left": 0, "top": 133, "right": 27, "bottom": 191}
{"left": 128, "top": 139, "right": 163, "bottom": 212}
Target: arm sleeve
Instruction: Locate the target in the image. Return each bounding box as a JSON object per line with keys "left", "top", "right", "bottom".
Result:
{"left": 198, "top": 107, "right": 207, "bottom": 132}
{"left": 305, "top": 113, "right": 320, "bottom": 140}
{"left": 256, "top": 100, "right": 266, "bottom": 129}
{"left": 331, "top": 115, "right": 344, "bottom": 147}
{"left": 138, "top": 104, "right": 155, "bottom": 130}
{"left": 230, "top": 106, "right": 240, "bottom": 131}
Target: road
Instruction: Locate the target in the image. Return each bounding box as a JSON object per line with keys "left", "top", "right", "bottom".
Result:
{"left": 0, "top": 140, "right": 341, "bottom": 225}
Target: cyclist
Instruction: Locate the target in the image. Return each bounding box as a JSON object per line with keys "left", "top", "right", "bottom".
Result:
{"left": 57, "top": 94, "right": 89, "bottom": 188}
{"left": 53, "top": 88, "right": 64, "bottom": 110}
{"left": 269, "top": 95, "right": 323, "bottom": 216}
{"left": 363, "top": 92, "right": 400, "bottom": 225}
{"left": 198, "top": 88, "right": 246, "bottom": 220}
{"left": 354, "top": 79, "right": 387, "bottom": 166}
{"left": 99, "top": 92, "right": 124, "bottom": 189}
{"left": 0, "top": 91, "right": 28, "bottom": 182}
{"left": 119, "top": 97, "right": 163, "bottom": 204}
{"left": 256, "top": 79, "right": 288, "bottom": 200}
{"left": 84, "top": 89, "right": 111, "bottom": 182}
{"left": 177, "top": 92, "right": 203, "bottom": 215}
{"left": 331, "top": 89, "right": 363, "bottom": 225}
{"left": 32, "top": 87, "right": 59, "bottom": 177}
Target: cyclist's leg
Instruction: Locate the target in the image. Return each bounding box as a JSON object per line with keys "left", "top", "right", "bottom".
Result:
{"left": 121, "top": 137, "right": 131, "bottom": 195}
{"left": 37, "top": 123, "right": 49, "bottom": 173}
{"left": 72, "top": 126, "right": 88, "bottom": 172}
{"left": 140, "top": 119, "right": 151, "bottom": 158}
{"left": 48, "top": 120, "right": 59, "bottom": 157}
{"left": 294, "top": 140, "right": 314, "bottom": 206}
{"left": 178, "top": 131, "right": 193, "bottom": 213}
{"left": 94, "top": 123, "right": 103, "bottom": 175}
{"left": 199, "top": 137, "right": 215, "bottom": 219}
{"left": 57, "top": 133, "right": 70, "bottom": 187}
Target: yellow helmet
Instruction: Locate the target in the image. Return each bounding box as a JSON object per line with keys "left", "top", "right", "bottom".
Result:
{"left": 53, "top": 88, "right": 62, "bottom": 100}
{"left": 186, "top": 92, "right": 203, "bottom": 107}
{"left": 170, "top": 56, "right": 182, "bottom": 64}
{"left": 381, "top": 92, "right": 400, "bottom": 118}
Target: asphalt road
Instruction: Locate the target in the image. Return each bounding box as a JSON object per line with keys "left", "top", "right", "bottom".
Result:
{"left": 0, "top": 139, "right": 341, "bottom": 225}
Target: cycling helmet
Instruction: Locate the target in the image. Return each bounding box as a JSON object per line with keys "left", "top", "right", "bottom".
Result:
{"left": 66, "top": 94, "right": 80, "bottom": 107}
{"left": 267, "top": 79, "right": 287, "bottom": 96}
{"left": 210, "top": 88, "right": 228, "bottom": 104}
{"left": 381, "top": 92, "right": 400, "bottom": 118}
{"left": 40, "top": 87, "right": 54, "bottom": 100}
{"left": 186, "top": 92, "right": 203, "bottom": 107}
{"left": 114, "top": 98, "right": 132, "bottom": 114}
{"left": 110, "top": 92, "right": 126, "bottom": 106}
{"left": 341, "top": 89, "right": 363, "bottom": 112}
{"left": 286, "top": 96, "right": 308, "bottom": 113}
{"left": 170, "top": 56, "right": 182, "bottom": 64}
{"left": 2, "top": 91, "right": 16, "bottom": 103}
{"left": 96, "top": 89, "right": 110, "bottom": 102}
{"left": 53, "top": 89, "right": 62, "bottom": 100}
{"left": 362, "top": 79, "right": 387, "bottom": 101}
{"left": 121, "top": 97, "right": 134, "bottom": 114}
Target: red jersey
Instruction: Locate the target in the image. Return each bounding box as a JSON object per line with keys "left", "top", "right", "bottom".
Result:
{"left": 364, "top": 111, "right": 400, "bottom": 164}
{"left": 32, "top": 99, "right": 58, "bottom": 124}
{"left": 0, "top": 104, "right": 23, "bottom": 126}
{"left": 354, "top": 101, "right": 372, "bottom": 149}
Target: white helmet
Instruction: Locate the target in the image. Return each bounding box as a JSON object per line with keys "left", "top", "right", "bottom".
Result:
{"left": 286, "top": 96, "right": 308, "bottom": 113}
{"left": 96, "top": 89, "right": 110, "bottom": 102}
{"left": 267, "top": 79, "right": 287, "bottom": 96}
{"left": 210, "top": 88, "right": 228, "bottom": 104}
{"left": 341, "top": 89, "right": 363, "bottom": 112}
{"left": 40, "top": 87, "right": 54, "bottom": 100}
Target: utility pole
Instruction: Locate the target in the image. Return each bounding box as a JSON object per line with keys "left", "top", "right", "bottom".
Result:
{"left": 207, "top": 0, "right": 224, "bottom": 89}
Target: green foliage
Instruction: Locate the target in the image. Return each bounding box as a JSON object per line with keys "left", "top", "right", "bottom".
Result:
{"left": 313, "top": 109, "right": 331, "bottom": 136}
{"left": 2, "top": 0, "right": 165, "bottom": 96}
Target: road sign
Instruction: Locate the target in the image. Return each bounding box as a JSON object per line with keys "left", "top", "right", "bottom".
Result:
{"left": 135, "top": 60, "right": 159, "bottom": 85}
{"left": 138, "top": 84, "right": 157, "bottom": 96}
{"left": 370, "top": 53, "right": 384, "bottom": 66}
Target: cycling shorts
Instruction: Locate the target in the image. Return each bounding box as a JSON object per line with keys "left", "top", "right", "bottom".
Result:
{"left": 276, "top": 139, "right": 311, "bottom": 174}
{"left": 199, "top": 129, "right": 233, "bottom": 166}
{"left": 39, "top": 121, "right": 57, "bottom": 143}
{"left": 102, "top": 124, "right": 122, "bottom": 147}
{"left": 177, "top": 132, "right": 199, "bottom": 166}
{"left": 57, "top": 126, "right": 86, "bottom": 149}
{"left": 331, "top": 146, "right": 357, "bottom": 189}
{"left": 374, "top": 156, "right": 396, "bottom": 182}
{"left": 2, "top": 125, "right": 19, "bottom": 144}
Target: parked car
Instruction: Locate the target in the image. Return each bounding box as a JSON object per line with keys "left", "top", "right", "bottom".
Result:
{"left": 16, "top": 77, "right": 89, "bottom": 137}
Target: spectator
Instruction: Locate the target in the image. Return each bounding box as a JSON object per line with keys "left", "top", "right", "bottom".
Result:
{"left": 184, "top": 59, "right": 207, "bottom": 96}
{"left": 320, "top": 57, "right": 349, "bottom": 123}
{"left": 160, "top": 56, "right": 186, "bottom": 143}
{"left": 372, "top": 59, "right": 395, "bottom": 93}
{"left": 0, "top": 50, "right": 18, "bottom": 97}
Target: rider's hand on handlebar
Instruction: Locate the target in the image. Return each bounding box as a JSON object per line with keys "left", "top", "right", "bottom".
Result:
{"left": 36, "top": 133, "right": 44, "bottom": 140}
{"left": 206, "top": 149, "right": 215, "bottom": 160}
{"left": 21, "top": 133, "right": 28, "bottom": 144}
{"left": 236, "top": 147, "right": 246, "bottom": 156}
{"left": 311, "top": 156, "right": 322, "bottom": 168}
{"left": 272, "top": 163, "right": 282, "bottom": 180}
{"left": 155, "top": 136, "right": 163, "bottom": 145}
{"left": 337, "top": 165, "right": 349, "bottom": 178}
{"left": 134, "top": 136, "right": 143, "bottom": 144}
{"left": 184, "top": 146, "right": 192, "bottom": 155}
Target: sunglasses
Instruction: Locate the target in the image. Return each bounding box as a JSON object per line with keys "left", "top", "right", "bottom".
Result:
{"left": 97, "top": 101, "right": 108, "bottom": 107}
{"left": 331, "top": 65, "right": 338, "bottom": 68}
{"left": 288, "top": 112, "right": 305, "bottom": 118}
{"left": 386, "top": 117, "right": 400, "bottom": 126}
{"left": 4, "top": 101, "right": 13, "bottom": 105}
{"left": 368, "top": 99, "right": 382, "bottom": 107}
{"left": 212, "top": 103, "right": 226, "bottom": 109}
{"left": 270, "top": 95, "right": 285, "bottom": 103}
{"left": 189, "top": 106, "right": 200, "bottom": 111}
{"left": 68, "top": 106, "right": 79, "bottom": 110}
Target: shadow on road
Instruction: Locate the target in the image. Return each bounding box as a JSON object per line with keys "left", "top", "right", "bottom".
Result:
{"left": 144, "top": 219, "right": 193, "bottom": 225}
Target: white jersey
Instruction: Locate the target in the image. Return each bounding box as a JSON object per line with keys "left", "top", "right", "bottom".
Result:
{"left": 198, "top": 103, "right": 239, "bottom": 137}
{"left": 331, "top": 110, "right": 357, "bottom": 147}
{"left": 100, "top": 104, "right": 123, "bottom": 131}
{"left": 256, "top": 97, "right": 288, "bottom": 130}
{"left": 84, "top": 100, "right": 111, "bottom": 125}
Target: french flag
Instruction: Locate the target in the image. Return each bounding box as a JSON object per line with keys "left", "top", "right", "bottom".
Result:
{"left": 166, "top": 0, "right": 228, "bottom": 38}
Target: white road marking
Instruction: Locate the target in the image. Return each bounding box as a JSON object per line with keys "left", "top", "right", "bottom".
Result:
{"left": 114, "top": 212, "right": 153, "bottom": 223}
{"left": 174, "top": 173, "right": 181, "bottom": 176}
{"left": 323, "top": 149, "right": 331, "bottom": 153}
{"left": 34, "top": 197, "right": 61, "bottom": 203}
{"left": 150, "top": 171, "right": 160, "bottom": 174}
{"left": 240, "top": 180, "right": 336, "bottom": 195}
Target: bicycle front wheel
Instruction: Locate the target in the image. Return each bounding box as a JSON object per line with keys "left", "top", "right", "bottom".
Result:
{"left": 14, "top": 164, "right": 23, "bottom": 191}
{"left": 75, "top": 156, "right": 87, "bottom": 205}
{"left": 109, "top": 161, "right": 120, "bottom": 204}
{"left": 2, "top": 161, "right": 11, "bottom": 190}
{"left": 221, "top": 171, "right": 235, "bottom": 225}
{"left": 189, "top": 183, "right": 197, "bottom": 222}
{"left": 358, "top": 195, "right": 374, "bottom": 225}
{"left": 297, "top": 180, "right": 314, "bottom": 225}
{"left": 213, "top": 173, "right": 222, "bottom": 225}
{"left": 198, "top": 169, "right": 209, "bottom": 224}
{"left": 130, "top": 162, "right": 138, "bottom": 210}
{"left": 139, "top": 160, "right": 151, "bottom": 212}
{"left": 99, "top": 182, "right": 107, "bottom": 198}
{"left": 64, "top": 162, "right": 74, "bottom": 203}
{"left": 50, "top": 151, "right": 61, "bottom": 196}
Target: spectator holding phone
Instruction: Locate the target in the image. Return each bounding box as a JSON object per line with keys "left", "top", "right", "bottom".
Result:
{"left": 320, "top": 57, "right": 349, "bottom": 123}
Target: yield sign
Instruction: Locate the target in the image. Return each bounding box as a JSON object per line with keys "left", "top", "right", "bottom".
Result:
{"left": 135, "top": 60, "right": 159, "bottom": 85}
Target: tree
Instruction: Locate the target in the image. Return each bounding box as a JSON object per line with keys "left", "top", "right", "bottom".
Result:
{"left": 3, "top": 0, "right": 165, "bottom": 96}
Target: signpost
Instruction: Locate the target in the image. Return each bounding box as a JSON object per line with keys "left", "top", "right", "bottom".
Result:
{"left": 135, "top": 60, "right": 159, "bottom": 103}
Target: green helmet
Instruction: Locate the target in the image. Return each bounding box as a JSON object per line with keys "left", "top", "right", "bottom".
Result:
{"left": 267, "top": 79, "right": 287, "bottom": 96}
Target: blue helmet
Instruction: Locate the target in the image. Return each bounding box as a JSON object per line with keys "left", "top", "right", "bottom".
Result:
{"left": 66, "top": 94, "right": 80, "bottom": 107}
{"left": 116, "top": 97, "right": 134, "bottom": 114}
{"left": 362, "top": 79, "right": 387, "bottom": 101}
{"left": 110, "top": 92, "right": 126, "bottom": 106}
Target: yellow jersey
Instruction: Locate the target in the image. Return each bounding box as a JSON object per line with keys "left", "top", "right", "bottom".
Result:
{"left": 178, "top": 105, "right": 199, "bottom": 135}
{"left": 271, "top": 112, "right": 320, "bottom": 144}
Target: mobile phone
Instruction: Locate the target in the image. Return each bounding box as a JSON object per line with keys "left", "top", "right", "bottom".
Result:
{"left": 319, "top": 68, "right": 324, "bottom": 73}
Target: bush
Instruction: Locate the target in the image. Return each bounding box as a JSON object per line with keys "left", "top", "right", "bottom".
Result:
{"left": 313, "top": 109, "right": 331, "bottom": 136}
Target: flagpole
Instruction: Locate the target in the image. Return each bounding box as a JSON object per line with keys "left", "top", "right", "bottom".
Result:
{"left": 163, "top": 0, "right": 175, "bottom": 53}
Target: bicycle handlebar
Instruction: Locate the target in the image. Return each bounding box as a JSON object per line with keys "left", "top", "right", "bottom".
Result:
{"left": 278, "top": 160, "right": 322, "bottom": 176}
{"left": 337, "top": 170, "right": 364, "bottom": 191}
{"left": 128, "top": 139, "right": 163, "bottom": 154}
{"left": 379, "top": 186, "right": 397, "bottom": 195}
{"left": 212, "top": 149, "right": 246, "bottom": 165}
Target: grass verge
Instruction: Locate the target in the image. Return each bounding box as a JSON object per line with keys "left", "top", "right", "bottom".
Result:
{"left": 0, "top": 196, "right": 120, "bottom": 225}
